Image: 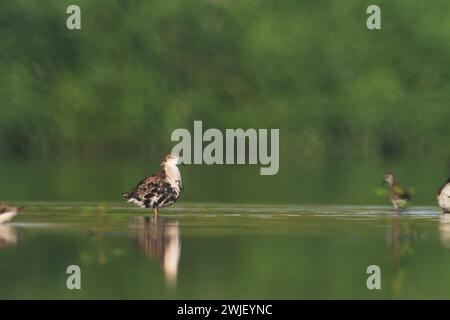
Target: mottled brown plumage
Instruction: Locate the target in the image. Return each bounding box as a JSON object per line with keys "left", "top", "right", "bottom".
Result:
{"left": 125, "top": 171, "right": 166, "bottom": 199}
{"left": 123, "top": 154, "right": 183, "bottom": 217}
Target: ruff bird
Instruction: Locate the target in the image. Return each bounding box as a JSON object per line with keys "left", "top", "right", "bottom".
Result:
{"left": 0, "top": 203, "right": 21, "bottom": 224}
{"left": 382, "top": 172, "right": 411, "bottom": 210}
{"left": 437, "top": 178, "right": 450, "bottom": 213}
{"left": 123, "top": 154, "right": 183, "bottom": 217}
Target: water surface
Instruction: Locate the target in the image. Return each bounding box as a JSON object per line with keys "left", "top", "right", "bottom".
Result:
{"left": 0, "top": 203, "right": 449, "bottom": 299}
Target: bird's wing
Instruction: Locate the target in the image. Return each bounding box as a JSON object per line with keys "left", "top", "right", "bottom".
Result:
{"left": 393, "top": 184, "right": 411, "bottom": 200}
{"left": 124, "top": 171, "right": 166, "bottom": 200}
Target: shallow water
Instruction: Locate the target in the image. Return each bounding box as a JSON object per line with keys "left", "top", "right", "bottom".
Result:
{"left": 0, "top": 203, "right": 449, "bottom": 299}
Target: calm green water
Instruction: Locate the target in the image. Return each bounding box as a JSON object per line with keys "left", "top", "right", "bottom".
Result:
{"left": 1, "top": 159, "right": 449, "bottom": 205}
{"left": 0, "top": 203, "right": 449, "bottom": 299}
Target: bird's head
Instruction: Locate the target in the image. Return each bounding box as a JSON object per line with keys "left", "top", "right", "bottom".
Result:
{"left": 382, "top": 172, "right": 395, "bottom": 186}
{"left": 160, "top": 154, "right": 183, "bottom": 167}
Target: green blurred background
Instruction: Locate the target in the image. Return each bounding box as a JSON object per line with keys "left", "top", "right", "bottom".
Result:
{"left": 1, "top": 0, "right": 450, "bottom": 204}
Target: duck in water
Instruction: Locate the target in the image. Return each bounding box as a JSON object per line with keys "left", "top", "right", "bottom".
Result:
{"left": 382, "top": 172, "right": 411, "bottom": 210}
{"left": 437, "top": 178, "right": 450, "bottom": 213}
{"left": 123, "top": 154, "right": 183, "bottom": 218}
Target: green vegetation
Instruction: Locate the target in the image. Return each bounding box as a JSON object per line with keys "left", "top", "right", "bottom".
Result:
{"left": 1, "top": 1, "right": 450, "bottom": 162}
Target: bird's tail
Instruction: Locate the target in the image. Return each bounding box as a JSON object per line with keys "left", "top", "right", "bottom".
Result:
{"left": 123, "top": 186, "right": 139, "bottom": 199}
{"left": 122, "top": 191, "right": 133, "bottom": 199}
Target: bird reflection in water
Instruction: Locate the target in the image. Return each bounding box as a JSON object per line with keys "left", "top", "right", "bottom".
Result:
{"left": 135, "top": 216, "right": 181, "bottom": 287}
{"left": 0, "top": 225, "right": 17, "bottom": 250}
{"left": 438, "top": 214, "right": 450, "bottom": 249}
{"left": 387, "top": 213, "right": 416, "bottom": 293}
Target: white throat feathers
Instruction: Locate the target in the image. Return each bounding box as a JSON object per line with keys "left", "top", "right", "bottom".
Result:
{"left": 164, "top": 163, "right": 182, "bottom": 192}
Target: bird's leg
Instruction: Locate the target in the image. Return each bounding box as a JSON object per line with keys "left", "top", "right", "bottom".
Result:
{"left": 153, "top": 208, "right": 158, "bottom": 221}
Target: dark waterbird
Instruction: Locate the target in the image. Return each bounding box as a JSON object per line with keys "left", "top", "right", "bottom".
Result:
{"left": 122, "top": 154, "right": 184, "bottom": 218}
